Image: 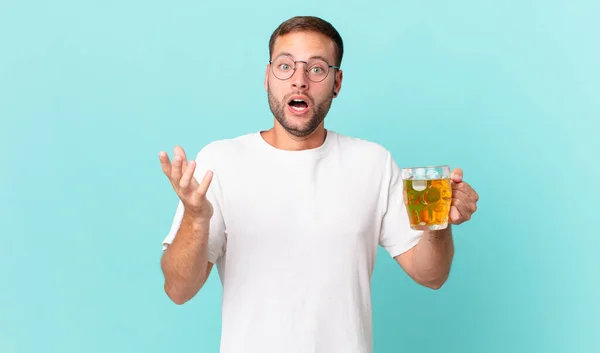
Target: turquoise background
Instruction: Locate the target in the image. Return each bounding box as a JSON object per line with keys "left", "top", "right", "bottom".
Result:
{"left": 1, "top": 0, "right": 598, "bottom": 352}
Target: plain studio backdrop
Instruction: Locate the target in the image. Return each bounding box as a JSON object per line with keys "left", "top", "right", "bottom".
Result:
{"left": 1, "top": 1, "right": 598, "bottom": 352}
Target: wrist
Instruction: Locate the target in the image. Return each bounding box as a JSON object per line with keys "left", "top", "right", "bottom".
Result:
{"left": 183, "top": 209, "right": 210, "bottom": 228}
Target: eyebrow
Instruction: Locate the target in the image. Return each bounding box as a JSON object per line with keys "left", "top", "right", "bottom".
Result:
{"left": 274, "top": 52, "right": 333, "bottom": 63}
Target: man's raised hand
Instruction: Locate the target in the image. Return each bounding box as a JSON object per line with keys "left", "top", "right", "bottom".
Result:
{"left": 159, "top": 146, "right": 214, "bottom": 223}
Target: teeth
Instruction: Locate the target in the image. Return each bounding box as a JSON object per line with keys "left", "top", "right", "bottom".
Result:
{"left": 291, "top": 105, "right": 306, "bottom": 111}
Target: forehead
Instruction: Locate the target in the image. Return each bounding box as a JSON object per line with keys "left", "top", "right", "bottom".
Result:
{"left": 272, "top": 30, "right": 336, "bottom": 63}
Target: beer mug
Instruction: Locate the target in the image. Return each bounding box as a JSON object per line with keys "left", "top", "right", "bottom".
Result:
{"left": 401, "top": 165, "right": 452, "bottom": 230}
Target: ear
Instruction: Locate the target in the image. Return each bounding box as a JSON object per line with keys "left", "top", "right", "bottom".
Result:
{"left": 333, "top": 69, "right": 343, "bottom": 97}
{"left": 264, "top": 64, "right": 270, "bottom": 92}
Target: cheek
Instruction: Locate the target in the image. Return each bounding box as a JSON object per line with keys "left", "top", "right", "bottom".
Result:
{"left": 268, "top": 86, "right": 287, "bottom": 107}
{"left": 312, "top": 86, "right": 334, "bottom": 102}
{"left": 268, "top": 81, "right": 287, "bottom": 97}
{"left": 315, "top": 79, "right": 335, "bottom": 94}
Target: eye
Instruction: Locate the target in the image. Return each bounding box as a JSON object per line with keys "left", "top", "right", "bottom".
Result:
{"left": 279, "top": 63, "right": 292, "bottom": 71}
{"left": 309, "top": 66, "right": 324, "bottom": 74}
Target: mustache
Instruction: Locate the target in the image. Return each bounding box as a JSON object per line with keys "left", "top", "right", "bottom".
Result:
{"left": 283, "top": 92, "right": 314, "bottom": 104}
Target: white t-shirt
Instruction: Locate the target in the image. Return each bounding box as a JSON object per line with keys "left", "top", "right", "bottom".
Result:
{"left": 162, "top": 130, "right": 423, "bottom": 353}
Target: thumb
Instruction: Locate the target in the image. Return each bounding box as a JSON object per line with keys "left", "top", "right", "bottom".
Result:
{"left": 451, "top": 168, "right": 463, "bottom": 183}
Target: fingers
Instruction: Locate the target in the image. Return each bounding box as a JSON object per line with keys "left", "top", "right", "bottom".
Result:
{"left": 179, "top": 160, "right": 196, "bottom": 189}
{"left": 158, "top": 151, "right": 171, "bottom": 176}
{"left": 447, "top": 168, "right": 479, "bottom": 225}
{"left": 450, "top": 205, "right": 461, "bottom": 222}
{"left": 171, "top": 154, "right": 185, "bottom": 181}
{"left": 174, "top": 146, "right": 188, "bottom": 167}
{"left": 196, "top": 170, "right": 214, "bottom": 196}
{"left": 451, "top": 168, "right": 463, "bottom": 183}
{"left": 452, "top": 189, "right": 478, "bottom": 213}
{"left": 160, "top": 147, "right": 212, "bottom": 199}
{"left": 450, "top": 197, "right": 472, "bottom": 223}
{"left": 159, "top": 146, "right": 190, "bottom": 184}
{"left": 452, "top": 180, "right": 479, "bottom": 202}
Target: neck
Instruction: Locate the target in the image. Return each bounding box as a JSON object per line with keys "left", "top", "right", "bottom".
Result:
{"left": 261, "top": 121, "right": 327, "bottom": 151}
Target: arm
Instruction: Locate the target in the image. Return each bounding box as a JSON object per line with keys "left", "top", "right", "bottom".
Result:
{"left": 395, "top": 168, "right": 478, "bottom": 289}
{"left": 158, "top": 146, "right": 217, "bottom": 305}
{"left": 161, "top": 210, "right": 214, "bottom": 304}
{"left": 395, "top": 226, "right": 454, "bottom": 290}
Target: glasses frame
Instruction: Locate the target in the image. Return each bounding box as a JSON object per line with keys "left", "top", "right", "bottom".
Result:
{"left": 269, "top": 56, "right": 340, "bottom": 83}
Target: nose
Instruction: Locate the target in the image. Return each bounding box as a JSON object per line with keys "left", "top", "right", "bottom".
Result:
{"left": 291, "top": 62, "right": 309, "bottom": 90}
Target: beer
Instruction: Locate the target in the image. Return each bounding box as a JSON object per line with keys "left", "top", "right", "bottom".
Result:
{"left": 401, "top": 166, "right": 452, "bottom": 230}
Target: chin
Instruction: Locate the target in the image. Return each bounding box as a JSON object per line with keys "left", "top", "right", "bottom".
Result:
{"left": 281, "top": 119, "right": 321, "bottom": 137}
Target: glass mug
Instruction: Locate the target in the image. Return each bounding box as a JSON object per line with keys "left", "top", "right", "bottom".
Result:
{"left": 401, "top": 165, "right": 452, "bottom": 230}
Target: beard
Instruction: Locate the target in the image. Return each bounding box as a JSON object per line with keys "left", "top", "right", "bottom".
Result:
{"left": 267, "top": 85, "right": 333, "bottom": 138}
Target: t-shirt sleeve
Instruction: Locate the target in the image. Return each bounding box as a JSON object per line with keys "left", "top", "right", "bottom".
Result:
{"left": 161, "top": 146, "right": 227, "bottom": 264}
{"left": 378, "top": 151, "right": 423, "bottom": 258}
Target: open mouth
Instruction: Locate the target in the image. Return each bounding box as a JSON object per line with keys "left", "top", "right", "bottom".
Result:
{"left": 288, "top": 98, "right": 309, "bottom": 113}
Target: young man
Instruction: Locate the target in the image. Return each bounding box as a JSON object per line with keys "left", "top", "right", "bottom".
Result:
{"left": 159, "top": 16, "right": 479, "bottom": 353}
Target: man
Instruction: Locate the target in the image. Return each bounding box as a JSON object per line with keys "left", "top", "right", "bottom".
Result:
{"left": 159, "top": 16, "right": 479, "bottom": 353}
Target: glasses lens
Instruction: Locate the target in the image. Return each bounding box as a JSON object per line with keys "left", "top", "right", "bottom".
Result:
{"left": 272, "top": 57, "right": 295, "bottom": 80}
{"left": 306, "top": 59, "right": 329, "bottom": 82}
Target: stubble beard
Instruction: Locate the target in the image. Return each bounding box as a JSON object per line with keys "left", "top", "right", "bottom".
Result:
{"left": 267, "top": 84, "right": 333, "bottom": 138}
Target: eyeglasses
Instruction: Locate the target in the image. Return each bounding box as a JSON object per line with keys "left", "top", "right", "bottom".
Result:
{"left": 269, "top": 56, "right": 339, "bottom": 82}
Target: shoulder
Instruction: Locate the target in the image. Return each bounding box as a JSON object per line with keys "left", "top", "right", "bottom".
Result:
{"left": 331, "top": 131, "right": 393, "bottom": 162}
{"left": 195, "top": 132, "right": 259, "bottom": 161}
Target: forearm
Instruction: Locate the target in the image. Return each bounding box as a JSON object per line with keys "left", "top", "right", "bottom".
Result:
{"left": 161, "top": 211, "right": 210, "bottom": 304}
{"left": 411, "top": 226, "right": 455, "bottom": 288}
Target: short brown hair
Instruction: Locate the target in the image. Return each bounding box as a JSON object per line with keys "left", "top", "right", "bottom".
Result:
{"left": 268, "top": 16, "right": 344, "bottom": 67}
